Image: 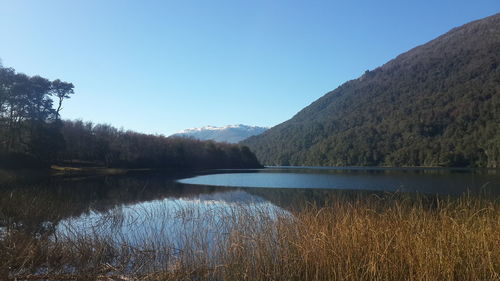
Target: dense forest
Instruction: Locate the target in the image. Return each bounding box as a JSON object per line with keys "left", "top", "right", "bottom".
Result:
{"left": 60, "top": 120, "right": 261, "bottom": 169}
{"left": 243, "top": 13, "right": 500, "bottom": 168}
{"left": 0, "top": 63, "right": 261, "bottom": 169}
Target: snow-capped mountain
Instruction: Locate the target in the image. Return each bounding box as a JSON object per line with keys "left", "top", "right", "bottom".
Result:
{"left": 171, "top": 124, "right": 268, "bottom": 143}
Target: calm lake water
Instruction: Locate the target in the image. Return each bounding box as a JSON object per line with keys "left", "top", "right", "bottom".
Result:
{"left": 179, "top": 167, "right": 500, "bottom": 194}
{"left": 1, "top": 167, "right": 499, "bottom": 247}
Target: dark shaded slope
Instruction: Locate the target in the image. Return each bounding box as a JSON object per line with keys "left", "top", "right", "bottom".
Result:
{"left": 243, "top": 14, "right": 500, "bottom": 168}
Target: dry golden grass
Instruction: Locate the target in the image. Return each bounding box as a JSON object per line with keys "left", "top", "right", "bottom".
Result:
{"left": 1, "top": 192, "right": 499, "bottom": 281}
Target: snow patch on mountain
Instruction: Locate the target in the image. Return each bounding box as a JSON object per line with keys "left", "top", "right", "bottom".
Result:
{"left": 171, "top": 124, "right": 268, "bottom": 143}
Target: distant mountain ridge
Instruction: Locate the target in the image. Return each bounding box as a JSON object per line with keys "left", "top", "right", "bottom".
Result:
{"left": 172, "top": 124, "right": 267, "bottom": 143}
{"left": 243, "top": 13, "right": 500, "bottom": 168}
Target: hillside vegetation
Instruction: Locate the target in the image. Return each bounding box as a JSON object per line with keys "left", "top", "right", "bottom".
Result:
{"left": 60, "top": 120, "right": 261, "bottom": 169}
{"left": 243, "top": 13, "right": 500, "bottom": 168}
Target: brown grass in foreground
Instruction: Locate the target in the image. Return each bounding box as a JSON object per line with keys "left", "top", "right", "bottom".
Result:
{"left": 1, "top": 192, "right": 499, "bottom": 281}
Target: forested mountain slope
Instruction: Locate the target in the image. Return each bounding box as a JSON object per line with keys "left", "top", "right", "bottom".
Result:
{"left": 243, "top": 13, "right": 500, "bottom": 168}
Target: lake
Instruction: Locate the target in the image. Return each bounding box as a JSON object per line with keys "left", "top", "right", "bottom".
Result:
{"left": 1, "top": 167, "right": 499, "bottom": 275}
{"left": 179, "top": 167, "right": 500, "bottom": 194}
{"left": 2, "top": 167, "right": 498, "bottom": 242}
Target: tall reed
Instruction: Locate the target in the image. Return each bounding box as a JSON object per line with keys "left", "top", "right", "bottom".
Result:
{"left": 1, "top": 192, "right": 498, "bottom": 281}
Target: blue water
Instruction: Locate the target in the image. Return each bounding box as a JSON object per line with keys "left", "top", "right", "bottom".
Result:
{"left": 179, "top": 167, "right": 500, "bottom": 195}
{"left": 3, "top": 167, "right": 497, "bottom": 266}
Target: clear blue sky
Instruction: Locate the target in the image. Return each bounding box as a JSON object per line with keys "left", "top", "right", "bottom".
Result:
{"left": 0, "top": 1, "right": 498, "bottom": 136}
